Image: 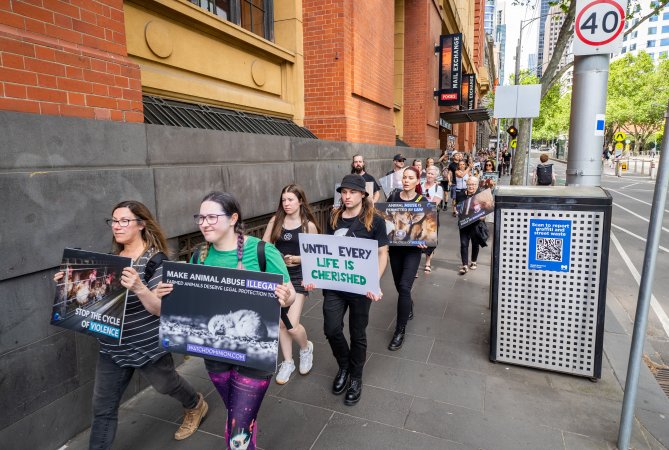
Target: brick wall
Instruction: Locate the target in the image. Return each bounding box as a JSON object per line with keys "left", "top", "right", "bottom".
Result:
{"left": 402, "top": 0, "right": 439, "bottom": 149}
{"left": 0, "top": 0, "right": 143, "bottom": 122}
{"left": 303, "top": 0, "right": 395, "bottom": 146}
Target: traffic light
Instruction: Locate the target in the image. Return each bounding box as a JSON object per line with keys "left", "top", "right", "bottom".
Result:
{"left": 506, "top": 126, "right": 518, "bottom": 139}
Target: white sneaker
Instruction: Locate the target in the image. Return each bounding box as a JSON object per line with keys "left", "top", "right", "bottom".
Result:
{"left": 275, "top": 360, "right": 295, "bottom": 385}
{"left": 299, "top": 341, "right": 314, "bottom": 375}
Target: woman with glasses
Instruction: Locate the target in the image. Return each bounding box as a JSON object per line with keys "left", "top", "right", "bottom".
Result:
{"left": 481, "top": 160, "right": 497, "bottom": 190}
{"left": 262, "top": 184, "right": 319, "bottom": 385}
{"left": 53, "top": 201, "right": 207, "bottom": 450}
{"left": 386, "top": 167, "right": 428, "bottom": 351}
{"left": 420, "top": 166, "right": 444, "bottom": 274}
{"left": 458, "top": 177, "right": 483, "bottom": 275}
{"left": 177, "top": 191, "right": 295, "bottom": 450}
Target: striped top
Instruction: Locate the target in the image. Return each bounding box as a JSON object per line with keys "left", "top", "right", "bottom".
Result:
{"left": 99, "top": 249, "right": 166, "bottom": 367}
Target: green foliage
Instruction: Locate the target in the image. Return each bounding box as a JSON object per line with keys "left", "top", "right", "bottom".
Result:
{"left": 607, "top": 52, "right": 669, "bottom": 151}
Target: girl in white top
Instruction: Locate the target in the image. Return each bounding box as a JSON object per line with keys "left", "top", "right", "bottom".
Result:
{"left": 421, "top": 166, "right": 444, "bottom": 273}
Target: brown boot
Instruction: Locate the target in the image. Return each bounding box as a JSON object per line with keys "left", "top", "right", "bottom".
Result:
{"left": 174, "top": 393, "right": 208, "bottom": 440}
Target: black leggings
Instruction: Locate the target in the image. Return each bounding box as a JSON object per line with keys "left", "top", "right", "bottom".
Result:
{"left": 459, "top": 226, "right": 480, "bottom": 265}
{"left": 389, "top": 247, "right": 422, "bottom": 328}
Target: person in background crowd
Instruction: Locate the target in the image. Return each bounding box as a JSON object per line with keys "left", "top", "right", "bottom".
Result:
{"left": 480, "top": 160, "right": 497, "bottom": 190}
{"left": 425, "top": 157, "right": 435, "bottom": 171}
{"left": 351, "top": 154, "right": 381, "bottom": 203}
{"left": 502, "top": 148, "right": 512, "bottom": 175}
{"left": 412, "top": 159, "right": 426, "bottom": 178}
{"left": 458, "top": 177, "right": 483, "bottom": 275}
{"left": 421, "top": 166, "right": 444, "bottom": 273}
{"left": 437, "top": 150, "right": 450, "bottom": 210}
{"left": 181, "top": 191, "right": 295, "bottom": 450}
{"left": 446, "top": 152, "right": 463, "bottom": 216}
{"left": 263, "top": 184, "right": 319, "bottom": 385}
{"left": 386, "top": 154, "right": 406, "bottom": 191}
{"left": 386, "top": 167, "right": 428, "bottom": 351}
{"left": 309, "top": 174, "right": 388, "bottom": 406}
{"left": 53, "top": 201, "right": 208, "bottom": 450}
{"left": 532, "top": 153, "right": 556, "bottom": 186}
{"left": 453, "top": 159, "right": 470, "bottom": 217}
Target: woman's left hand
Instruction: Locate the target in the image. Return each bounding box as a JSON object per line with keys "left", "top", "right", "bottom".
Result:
{"left": 417, "top": 244, "right": 428, "bottom": 249}
{"left": 274, "top": 283, "right": 292, "bottom": 307}
{"left": 121, "top": 267, "right": 147, "bottom": 294}
{"left": 366, "top": 290, "right": 383, "bottom": 302}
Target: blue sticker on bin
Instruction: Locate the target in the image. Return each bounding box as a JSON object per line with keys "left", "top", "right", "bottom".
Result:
{"left": 528, "top": 219, "right": 572, "bottom": 272}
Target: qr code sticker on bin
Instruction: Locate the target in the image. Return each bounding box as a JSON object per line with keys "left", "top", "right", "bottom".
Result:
{"left": 536, "top": 237, "right": 563, "bottom": 262}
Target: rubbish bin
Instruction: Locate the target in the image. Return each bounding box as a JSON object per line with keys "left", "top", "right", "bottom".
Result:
{"left": 489, "top": 186, "right": 612, "bottom": 379}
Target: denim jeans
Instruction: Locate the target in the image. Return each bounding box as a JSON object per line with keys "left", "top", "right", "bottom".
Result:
{"left": 322, "top": 290, "right": 372, "bottom": 379}
{"left": 389, "top": 247, "right": 422, "bottom": 328}
{"left": 89, "top": 352, "right": 198, "bottom": 450}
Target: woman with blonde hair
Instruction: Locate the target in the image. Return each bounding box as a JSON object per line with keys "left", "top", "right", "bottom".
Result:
{"left": 263, "top": 184, "right": 320, "bottom": 384}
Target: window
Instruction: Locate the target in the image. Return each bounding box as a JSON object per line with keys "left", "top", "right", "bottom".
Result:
{"left": 650, "top": 15, "right": 659, "bottom": 22}
{"left": 632, "top": 31, "right": 638, "bottom": 38}
{"left": 664, "top": 12, "right": 669, "bottom": 20}
{"left": 188, "top": 0, "right": 273, "bottom": 40}
{"left": 649, "top": 52, "right": 655, "bottom": 59}
{"left": 660, "top": 51, "right": 668, "bottom": 59}
{"left": 663, "top": 26, "right": 669, "bottom": 33}
{"left": 624, "top": 34, "right": 628, "bottom": 42}
{"left": 648, "top": 40, "right": 656, "bottom": 47}
{"left": 661, "top": 38, "right": 669, "bottom": 46}
{"left": 630, "top": 43, "right": 637, "bottom": 50}
{"left": 622, "top": 46, "right": 627, "bottom": 53}
{"left": 649, "top": 27, "right": 657, "bottom": 35}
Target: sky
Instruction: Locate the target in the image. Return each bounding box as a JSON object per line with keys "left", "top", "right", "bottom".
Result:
{"left": 500, "top": 0, "right": 541, "bottom": 84}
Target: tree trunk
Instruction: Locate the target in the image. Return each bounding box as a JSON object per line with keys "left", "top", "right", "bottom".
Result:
{"left": 511, "top": 118, "right": 531, "bottom": 185}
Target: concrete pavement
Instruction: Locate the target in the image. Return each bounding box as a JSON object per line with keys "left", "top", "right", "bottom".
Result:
{"left": 62, "top": 192, "right": 669, "bottom": 450}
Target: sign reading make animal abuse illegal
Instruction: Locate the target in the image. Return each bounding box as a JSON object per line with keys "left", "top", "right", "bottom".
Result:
{"left": 299, "top": 233, "right": 380, "bottom": 296}
{"left": 50, "top": 248, "right": 131, "bottom": 344}
{"left": 159, "top": 262, "right": 283, "bottom": 373}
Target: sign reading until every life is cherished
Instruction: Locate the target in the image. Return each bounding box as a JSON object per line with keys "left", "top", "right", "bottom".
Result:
{"left": 573, "top": 0, "right": 627, "bottom": 55}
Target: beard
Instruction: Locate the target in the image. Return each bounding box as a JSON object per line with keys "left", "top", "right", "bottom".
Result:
{"left": 351, "top": 164, "right": 365, "bottom": 174}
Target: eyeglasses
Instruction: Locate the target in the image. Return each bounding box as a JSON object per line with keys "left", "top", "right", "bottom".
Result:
{"left": 194, "top": 214, "right": 227, "bottom": 225}
{"left": 105, "top": 218, "right": 142, "bottom": 227}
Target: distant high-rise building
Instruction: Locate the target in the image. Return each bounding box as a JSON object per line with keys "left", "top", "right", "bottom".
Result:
{"left": 536, "top": 0, "right": 551, "bottom": 77}
{"left": 496, "top": 3, "right": 507, "bottom": 84}
{"left": 528, "top": 53, "right": 537, "bottom": 73}
{"left": 614, "top": 0, "right": 669, "bottom": 63}
{"left": 485, "top": 0, "right": 496, "bottom": 35}
{"left": 542, "top": 5, "right": 572, "bottom": 77}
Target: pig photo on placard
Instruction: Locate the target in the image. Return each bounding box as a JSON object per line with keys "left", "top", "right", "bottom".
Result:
{"left": 50, "top": 248, "right": 131, "bottom": 344}
{"left": 376, "top": 202, "right": 438, "bottom": 246}
{"left": 159, "top": 262, "right": 282, "bottom": 373}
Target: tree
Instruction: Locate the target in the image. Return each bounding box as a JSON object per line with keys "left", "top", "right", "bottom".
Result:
{"left": 607, "top": 52, "right": 669, "bottom": 153}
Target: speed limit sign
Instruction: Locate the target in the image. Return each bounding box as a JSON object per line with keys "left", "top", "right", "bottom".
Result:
{"left": 573, "top": 0, "right": 627, "bottom": 55}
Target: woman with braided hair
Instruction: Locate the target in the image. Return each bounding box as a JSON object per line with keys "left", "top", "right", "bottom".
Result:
{"left": 159, "top": 191, "right": 295, "bottom": 450}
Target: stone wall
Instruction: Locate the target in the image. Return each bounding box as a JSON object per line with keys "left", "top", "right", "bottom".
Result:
{"left": 0, "top": 110, "right": 438, "bottom": 449}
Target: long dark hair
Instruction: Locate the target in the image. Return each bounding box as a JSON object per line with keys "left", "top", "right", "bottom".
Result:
{"left": 330, "top": 195, "right": 379, "bottom": 232}
{"left": 404, "top": 166, "right": 423, "bottom": 195}
{"left": 268, "top": 184, "right": 321, "bottom": 244}
{"left": 110, "top": 201, "right": 168, "bottom": 256}
{"left": 196, "top": 191, "right": 245, "bottom": 265}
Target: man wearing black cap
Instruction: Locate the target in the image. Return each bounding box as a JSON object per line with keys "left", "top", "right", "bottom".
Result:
{"left": 315, "top": 174, "right": 389, "bottom": 406}
{"left": 385, "top": 154, "right": 406, "bottom": 193}
{"left": 351, "top": 154, "right": 381, "bottom": 203}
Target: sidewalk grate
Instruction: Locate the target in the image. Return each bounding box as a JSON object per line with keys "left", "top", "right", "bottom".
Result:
{"left": 654, "top": 368, "right": 669, "bottom": 398}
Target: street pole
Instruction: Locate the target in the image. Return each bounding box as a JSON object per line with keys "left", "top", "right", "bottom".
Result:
{"left": 618, "top": 100, "right": 669, "bottom": 450}
{"left": 525, "top": 118, "right": 533, "bottom": 185}
{"left": 566, "top": 54, "right": 610, "bottom": 186}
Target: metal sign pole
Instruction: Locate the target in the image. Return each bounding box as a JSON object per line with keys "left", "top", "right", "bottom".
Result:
{"left": 617, "top": 100, "right": 669, "bottom": 450}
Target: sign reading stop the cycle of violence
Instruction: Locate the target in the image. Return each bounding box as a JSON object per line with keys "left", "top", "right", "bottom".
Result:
{"left": 573, "top": 0, "right": 628, "bottom": 55}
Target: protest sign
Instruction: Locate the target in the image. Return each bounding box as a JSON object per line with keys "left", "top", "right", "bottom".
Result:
{"left": 159, "top": 262, "right": 282, "bottom": 373}
{"left": 456, "top": 188, "right": 495, "bottom": 228}
{"left": 376, "top": 202, "right": 438, "bottom": 246}
{"left": 480, "top": 172, "right": 499, "bottom": 190}
{"left": 299, "top": 233, "right": 380, "bottom": 296}
{"left": 50, "top": 248, "right": 131, "bottom": 344}
{"left": 379, "top": 172, "right": 402, "bottom": 197}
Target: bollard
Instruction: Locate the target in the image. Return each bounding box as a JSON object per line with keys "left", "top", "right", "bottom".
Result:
{"left": 616, "top": 161, "right": 621, "bottom": 177}
{"left": 642, "top": 160, "right": 646, "bottom": 174}
{"left": 651, "top": 161, "right": 657, "bottom": 180}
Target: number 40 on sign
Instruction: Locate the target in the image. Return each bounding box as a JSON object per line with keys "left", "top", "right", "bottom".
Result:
{"left": 573, "top": 0, "right": 627, "bottom": 56}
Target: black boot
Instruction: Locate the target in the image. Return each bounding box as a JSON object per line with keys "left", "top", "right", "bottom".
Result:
{"left": 332, "top": 367, "right": 349, "bottom": 395}
{"left": 408, "top": 301, "right": 414, "bottom": 320}
{"left": 344, "top": 378, "right": 363, "bottom": 406}
{"left": 388, "top": 326, "right": 406, "bottom": 351}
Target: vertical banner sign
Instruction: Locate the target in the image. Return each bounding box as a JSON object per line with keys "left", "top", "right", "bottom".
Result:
{"left": 528, "top": 219, "right": 572, "bottom": 272}
{"left": 438, "top": 33, "right": 462, "bottom": 106}
{"left": 460, "top": 74, "right": 476, "bottom": 110}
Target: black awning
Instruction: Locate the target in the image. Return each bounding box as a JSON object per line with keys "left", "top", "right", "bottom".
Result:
{"left": 143, "top": 95, "right": 317, "bottom": 139}
{"left": 440, "top": 108, "right": 491, "bottom": 124}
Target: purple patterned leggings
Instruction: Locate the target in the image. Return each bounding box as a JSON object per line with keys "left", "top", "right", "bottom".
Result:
{"left": 208, "top": 369, "right": 270, "bottom": 450}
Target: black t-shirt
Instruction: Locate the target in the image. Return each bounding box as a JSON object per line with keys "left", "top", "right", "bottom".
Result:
{"left": 447, "top": 162, "right": 458, "bottom": 183}
{"left": 360, "top": 172, "right": 381, "bottom": 193}
{"left": 327, "top": 214, "right": 390, "bottom": 247}
{"left": 503, "top": 151, "right": 511, "bottom": 162}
